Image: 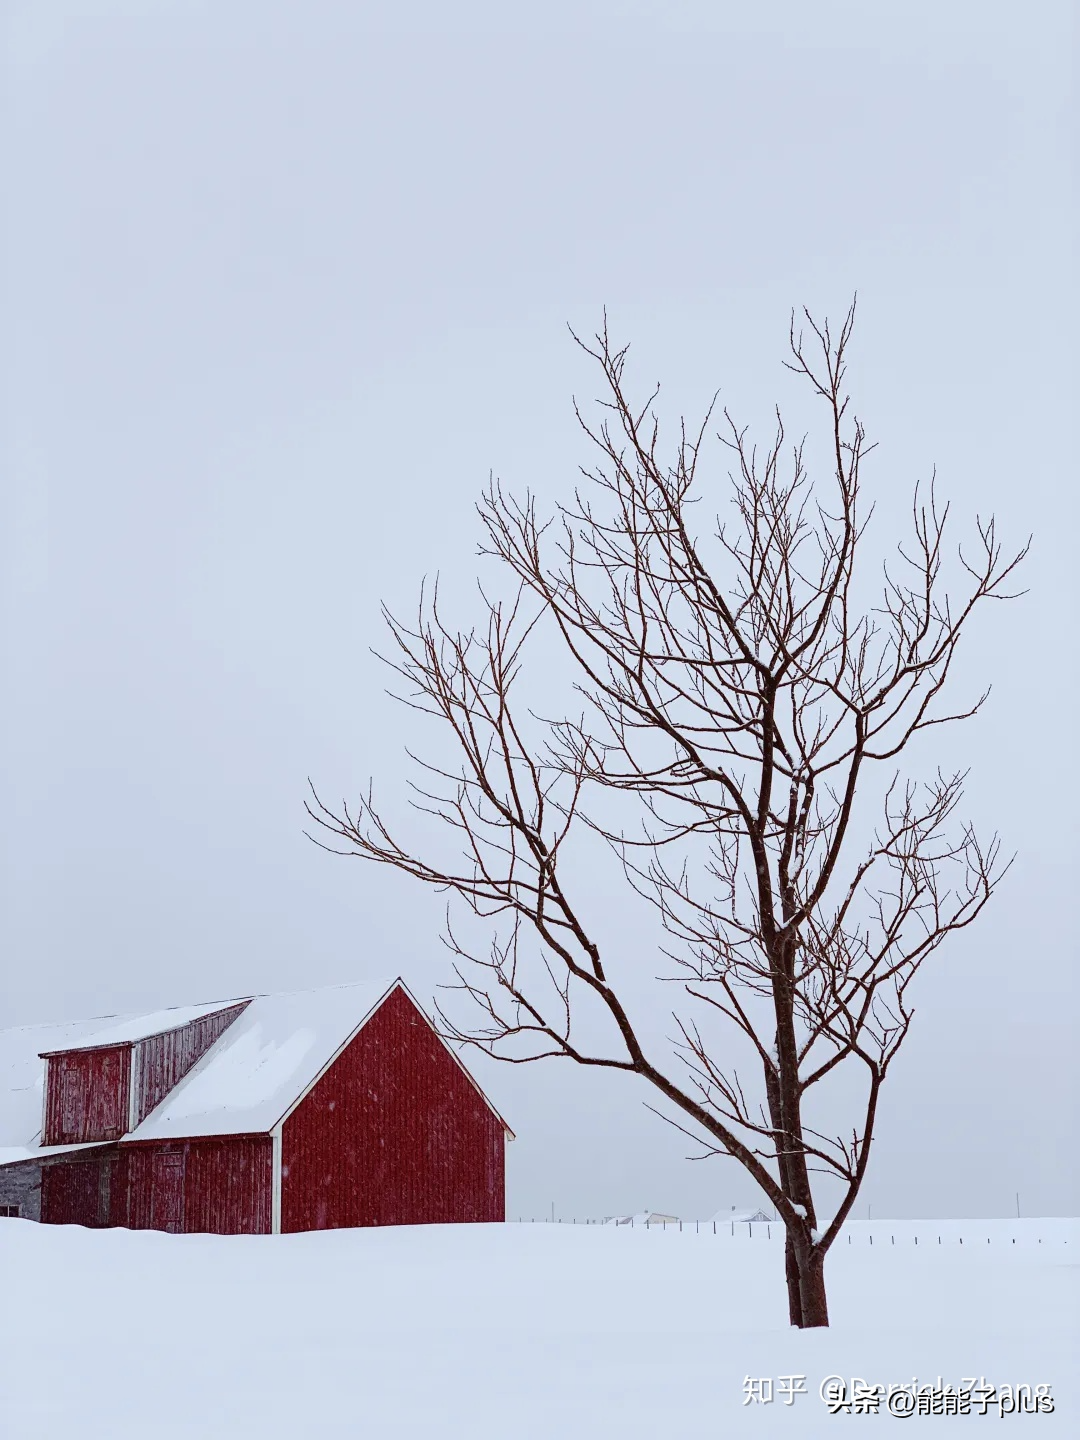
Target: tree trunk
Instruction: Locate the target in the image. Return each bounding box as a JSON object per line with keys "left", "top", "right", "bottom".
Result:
{"left": 766, "top": 1053, "right": 805, "bottom": 1327}
{"left": 796, "top": 1246, "right": 829, "bottom": 1328}
{"left": 784, "top": 1233, "right": 803, "bottom": 1326}
{"left": 770, "top": 944, "right": 826, "bottom": 1328}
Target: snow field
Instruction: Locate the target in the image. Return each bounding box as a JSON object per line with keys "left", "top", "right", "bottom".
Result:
{"left": 0, "top": 1217, "right": 1074, "bottom": 1437}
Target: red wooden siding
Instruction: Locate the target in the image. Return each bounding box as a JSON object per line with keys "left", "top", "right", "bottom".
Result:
{"left": 281, "top": 986, "right": 505, "bottom": 1233}
{"left": 131, "top": 1003, "right": 248, "bottom": 1126}
{"left": 120, "top": 1137, "right": 272, "bottom": 1234}
{"left": 42, "top": 1046, "right": 131, "bottom": 1145}
{"left": 38, "top": 1139, "right": 271, "bottom": 1234}
{"left": 40, "top": 1149, "right": 119, "bottom": 1227}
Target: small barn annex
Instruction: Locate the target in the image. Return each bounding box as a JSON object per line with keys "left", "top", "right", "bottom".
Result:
{"left": 0, "top": 978, "right": 512, "bottom": 1234}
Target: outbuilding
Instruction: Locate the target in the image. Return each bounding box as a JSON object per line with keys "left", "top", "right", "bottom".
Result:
{"left": 0, "top": 978, "right": 512, "bottom": 1234}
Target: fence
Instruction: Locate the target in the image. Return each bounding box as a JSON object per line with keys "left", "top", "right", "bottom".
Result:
{"left": 511, "top": 1216, "right": 1074, "bottom": 1248}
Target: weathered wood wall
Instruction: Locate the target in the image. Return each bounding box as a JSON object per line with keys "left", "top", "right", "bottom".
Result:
{"left": 40, "top": 1148, "right": 119, "bottom": 1226}
{"left": 120, "top": 1137, "right": 273, "bottom": 1234}
{"left": 32, "top": 1137, "right": 271, "bottom": 1234}
{"left": 0, "top": 1158, "right": 44, "bottom": 1220}
{"left": 131, "top": 1003, "right": 248, "bottom": 1126}
{"left": 281, "top": 986, "right": 505, "bottom": 1232}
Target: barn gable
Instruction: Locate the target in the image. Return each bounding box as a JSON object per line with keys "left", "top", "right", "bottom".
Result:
{"left": 279, "top": 984, "right": 507, "bottom": 1232}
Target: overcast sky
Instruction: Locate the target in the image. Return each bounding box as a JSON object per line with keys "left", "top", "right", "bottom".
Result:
{"left": 2, "top": 0, "right": 1076, "bottom": 1222}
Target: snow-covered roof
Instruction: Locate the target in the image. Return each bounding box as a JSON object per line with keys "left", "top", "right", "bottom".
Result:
{"left": 43, "top": 1000, "right": 249, "bottom": 1052}
{"left": 0, "top": 977, "right": 512, "bottom": 1155}
{"left": 126, "top": 978, "right": 401, "bottom": 1141}
{"left": 710, "top": 1207, "right": 773, "bottom": 1224}
{"left": 0, "top": 1141, "right": 115, "bottom": 1166}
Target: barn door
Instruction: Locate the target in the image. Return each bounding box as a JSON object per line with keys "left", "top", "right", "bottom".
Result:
{"left": 149, "top": 1151, "right": 185, "bottom": 1233}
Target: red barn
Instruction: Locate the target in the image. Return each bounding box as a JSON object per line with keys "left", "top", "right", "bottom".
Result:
{"left": 0, "top": 979, "right": 512, "bottom": 1234}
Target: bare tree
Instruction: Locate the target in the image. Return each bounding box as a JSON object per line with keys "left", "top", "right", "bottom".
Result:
{"left": 307, "top": 303, "right": 1026, "bottom": 1327}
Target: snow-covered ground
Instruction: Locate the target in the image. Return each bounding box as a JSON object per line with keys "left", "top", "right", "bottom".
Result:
{"left": 1, "top": 1217, "right": 1074, "bottom": 1435}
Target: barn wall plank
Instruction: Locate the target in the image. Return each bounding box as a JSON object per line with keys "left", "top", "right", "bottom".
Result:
{"left": 281, "top": 986, "right": 505, "bottom": 1232}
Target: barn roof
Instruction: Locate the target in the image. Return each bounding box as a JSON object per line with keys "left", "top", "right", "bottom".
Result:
{"left": 0, "top": 977, "right": 513, "bottom": 1155}
{"left": 0, "top": 1141, "right": 114, "bottom": 1167}
{"left": 40, "top": 1000, "right": 249, "bottom": 1053}
{"left": 126, "top": 978, "right": 401, "bottom": 1141}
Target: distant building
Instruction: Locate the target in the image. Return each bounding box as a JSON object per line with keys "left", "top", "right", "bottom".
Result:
{"left": 710, "top": 1206, "right": 773, "bottom": 1225}
{"left": 0, "top": 978, "right": 512, "bottom": 1234}
{"left": 604, "top": 1210, "right": 681, "bottom": 1226}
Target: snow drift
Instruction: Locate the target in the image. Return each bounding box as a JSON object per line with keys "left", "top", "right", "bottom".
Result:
{"left": 0, "top": 1216, "right": 1074, "bottom": 1436}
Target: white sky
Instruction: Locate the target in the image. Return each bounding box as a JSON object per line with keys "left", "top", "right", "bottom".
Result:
{"left": 1, "top": 0, "right": 1076, "bottom": 1221}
